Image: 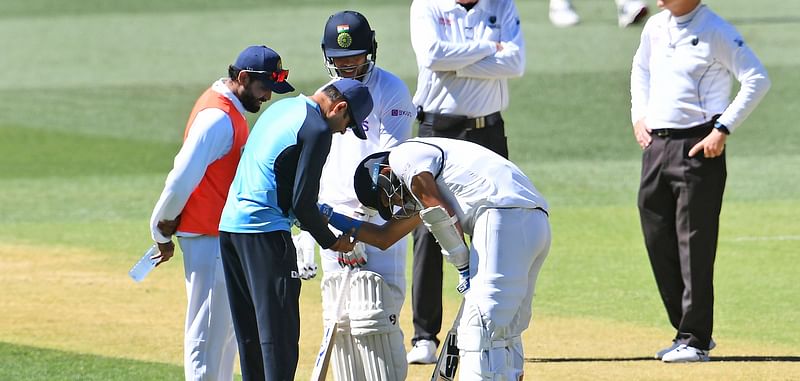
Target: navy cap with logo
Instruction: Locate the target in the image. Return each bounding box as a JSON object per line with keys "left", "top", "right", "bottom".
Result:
{"left": 322, "top": 11, "right": 376, "bottom": 59}
{"left": 232, "top": 45, "right": 294, "bottom": 94}
{"left": 331, "top": 78, "right": 372, "bottom": 140}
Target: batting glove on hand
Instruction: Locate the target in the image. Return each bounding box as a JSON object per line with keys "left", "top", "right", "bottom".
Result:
{"left": 338, "top": 242, "right": 368, "bottom": 269}
{"left": 292, "top": 231, "right": 317, "bottom": 280}
{"left": 456, "top": 267, "right": 470, "bottom": 294}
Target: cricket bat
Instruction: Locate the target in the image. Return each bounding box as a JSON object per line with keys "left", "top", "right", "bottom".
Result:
{"left": 310, "top": 270, "right": 352, "bottom": 381}
{"left": 431, "top": 299, "right": 466, "bottom": 381}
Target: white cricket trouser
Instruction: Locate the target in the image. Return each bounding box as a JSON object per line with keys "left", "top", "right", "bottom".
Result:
{"left": 459, "top": 208, "right": 551, "bottom": 381}
{"left": 177, "top": 235, "right": 238, "bottom": 381}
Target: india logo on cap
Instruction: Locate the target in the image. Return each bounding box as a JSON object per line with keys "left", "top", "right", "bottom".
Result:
{"left": 337, "top": 32, "right": 352, "bottom": 48}
{"left": 337, "top": 24, "right": 350, "bottom": 33}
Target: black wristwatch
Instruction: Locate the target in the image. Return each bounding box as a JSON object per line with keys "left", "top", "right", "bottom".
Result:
{"left": 714, "top": 121, "right": 730, "bottom": 135}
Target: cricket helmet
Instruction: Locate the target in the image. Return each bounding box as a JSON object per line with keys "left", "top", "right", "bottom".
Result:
{"left": 321, "top": 10, "right": 377, "bottom": 79}
{"left": 354, "top": 151, "right": 425, "bottom": 221}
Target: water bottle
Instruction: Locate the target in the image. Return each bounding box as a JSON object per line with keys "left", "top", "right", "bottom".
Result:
{"left": 129, "top": 244, "right": 159, "bottom": 282}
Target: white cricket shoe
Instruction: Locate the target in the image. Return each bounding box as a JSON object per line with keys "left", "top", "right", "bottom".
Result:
{"left": 656, "top": 338, "right": 715, "bottom": 360}
{"left": 662, "top": 344, "right": 710, "bottom": 363}
{"left": 655, "top": 341, "right": 681, "bottom": 360}
{"left": 407, "top": 339, "right": 438, "bottom": 364}
{"left": 549, "top": 0, "right": 580, "bottom": 28}
{"left": 617, "top": 0, "right": 649, "bottom": 27}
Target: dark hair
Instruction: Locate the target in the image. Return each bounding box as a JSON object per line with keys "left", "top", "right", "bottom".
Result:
{"left": 321, "top": 84, "right": 346, "bottom": 103}
{"left": 228, "top": 65, "right": 240, "bottom": 81}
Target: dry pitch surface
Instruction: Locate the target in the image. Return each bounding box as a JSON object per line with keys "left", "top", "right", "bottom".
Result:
{"left": 1, "top": 244, "right": 798, "bottom": 380}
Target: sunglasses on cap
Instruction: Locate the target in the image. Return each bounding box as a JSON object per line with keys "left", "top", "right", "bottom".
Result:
{"left": 241, "top": 69, "right": 290, "bottom": 83}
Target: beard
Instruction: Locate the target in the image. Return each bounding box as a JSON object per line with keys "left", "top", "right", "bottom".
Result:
{"left": 239, "top": 83, "right": 268, "bottom": 113}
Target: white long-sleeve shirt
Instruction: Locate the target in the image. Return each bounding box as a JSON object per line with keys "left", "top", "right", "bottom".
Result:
{"left": 389, "top": 137, "right": 547, "bottom": 235}
{"left": 630, "top": 4, "right": 770, "bottom": 132}
{"left": 410, "top": 0, "right": 525, "bottom": 117}
{"left": 149, "top": 79, "right": 246, "bottom": 243}
{"left": 318, "top": 65, "right": 415, "bottom": 216}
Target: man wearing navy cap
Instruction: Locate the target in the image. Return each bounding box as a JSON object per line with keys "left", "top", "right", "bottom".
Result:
{"left": 218, "top": 78, "right": 373, "bottom": 380}
{"left": 148, "top": 45, "right": 293, "bottom": 381}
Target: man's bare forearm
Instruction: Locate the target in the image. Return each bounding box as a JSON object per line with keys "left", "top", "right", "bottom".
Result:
{"left": 354, "top": 216, "right": 421, "bottom": 250}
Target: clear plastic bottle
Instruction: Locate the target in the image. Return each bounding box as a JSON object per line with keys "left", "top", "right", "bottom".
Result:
{"left": 129, "top": 244, "right": 159, "bottom": 282}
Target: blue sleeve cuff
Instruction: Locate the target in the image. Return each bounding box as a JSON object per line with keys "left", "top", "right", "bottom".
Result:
{"left": 329, "top": 212, "right": 363, "bottom": 235}
{"left": 318, "top": 203, "right": 363, "bottom": 235}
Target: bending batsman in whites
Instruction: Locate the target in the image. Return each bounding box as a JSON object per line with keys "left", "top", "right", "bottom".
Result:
{"left": 147, "top": 45, "right": 293, "bottom": 381}
{"left": 630, "top": 0, "right": 770, "bottom": 363}
{"left": 294, "top": 10, "right": 417, "bottom": 381}
{"left": 323, "top": 137, "right": 551, "bottom": 381}
{"left": 218, "top": 78, "right": 372, "bottom": 381}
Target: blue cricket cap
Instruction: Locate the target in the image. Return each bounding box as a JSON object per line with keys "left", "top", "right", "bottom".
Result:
{"left": 232, "top": 45, "right": 294, "bottom": 94}
{"left": 331, "top": 78, "right": 372, "bottom": 140}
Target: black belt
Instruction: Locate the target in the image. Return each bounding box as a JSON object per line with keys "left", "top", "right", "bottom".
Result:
{"left": 418, "top": 109, "right": 502, "bottom": 131}
{"left": 650, "top": 117, "right": 718, "bottom": 139}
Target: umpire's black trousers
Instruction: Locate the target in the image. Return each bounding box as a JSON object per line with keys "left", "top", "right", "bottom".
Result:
{"left": 220, "top": 231, "right": 300, "bottom": 381}
{"left": 637, "top": 123, "right": 725, "bottom": 350}
{"left": 411, "top": 112, "right": 507, "bottom": 345}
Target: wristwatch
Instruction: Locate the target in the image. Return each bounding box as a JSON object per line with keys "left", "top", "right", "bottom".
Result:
{"left": 714, "top": 121, "right": 730, "bottom": 135}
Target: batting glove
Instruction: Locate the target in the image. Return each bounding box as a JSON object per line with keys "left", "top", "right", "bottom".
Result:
{"left": 292, "top": 231, "right": 317, "bottom": 280}
{"left": 338, "top": 241, "right": 368, "bottom": 269}
{"left": 456, "top": 267, "right": 470, "bottom": 294}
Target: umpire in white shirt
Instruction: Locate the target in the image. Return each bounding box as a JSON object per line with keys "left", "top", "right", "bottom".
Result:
{"left": 406, "top": 0, "right": 525, "bottom": 364}
{"left": 630, "top": 0, "right": 770, "bottom": 363}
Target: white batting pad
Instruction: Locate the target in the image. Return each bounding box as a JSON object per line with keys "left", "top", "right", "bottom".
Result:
{"left": 330, "top": 329, "right": 362, "bottom": 381}
{"left": 321, "top": 272, "right": 361, "bottom": 380}
{"left": 321, "top": 272, "right": 351, "bottom": 328}
{"left": 348, "top": 271, "right": 407, "bottom": 381}
{"left": 457, "top": 303, "right": 523, "bottom": 381}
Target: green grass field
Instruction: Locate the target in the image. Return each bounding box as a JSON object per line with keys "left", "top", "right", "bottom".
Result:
{"left": 1, "top": 0, "right": 799, "bottom": 379}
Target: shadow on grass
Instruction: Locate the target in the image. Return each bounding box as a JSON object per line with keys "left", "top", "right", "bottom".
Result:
{"left": 0, "top": 341, "right": 184, "bottom": 381}
{"left": 527, "top": 356, "right": 800, "bottom": 363}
